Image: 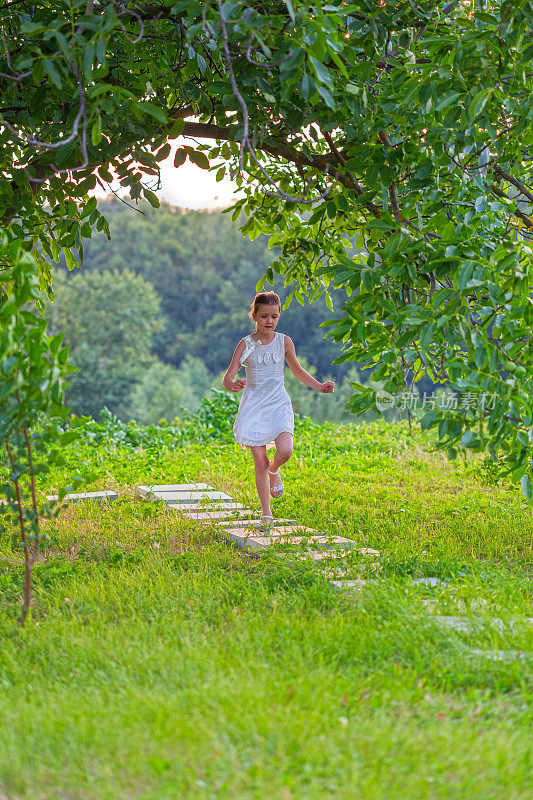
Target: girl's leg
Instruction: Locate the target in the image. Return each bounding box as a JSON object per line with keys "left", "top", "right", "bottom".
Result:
{"left": 250, "top": 444, "right": 272, "bottom": 516}
{"left": 268, "top": 432, "right": 293, "bottom": 488}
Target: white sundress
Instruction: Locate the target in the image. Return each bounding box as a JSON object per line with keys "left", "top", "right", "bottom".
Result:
{"left": 233, "top": 331, "right": 294, "bottom": 449}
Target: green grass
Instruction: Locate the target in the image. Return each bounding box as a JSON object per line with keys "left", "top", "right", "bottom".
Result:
{"left": 0, "top": 420, "right": 532, "bottom": 799}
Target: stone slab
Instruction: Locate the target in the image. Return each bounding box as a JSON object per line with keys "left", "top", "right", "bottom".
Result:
{"left": 307, "top": 549, "right": 380, "bottom": 561}
{"left": 46, "top": 490, "right": 118, "bottom": 503}
{"left": 224, "top": 530, "right": 356, "bottom": 553}
{"left": 140, "top": 489, "right": 235, "bottom": 505}
{"left": 410, "top": 577, "right": 447, "bottom": 587}
{"left": 223, "top": 525, "right": 352, "bottom": 542}
{"left": 467, "top": 649, "right": 531, "bottom": 663}
{"left": 331, "top": 579, "right": 379, "bottom": 591}
{"left": 137, "top": 483, "right": 211, "bottom": 496}
{"left": 169, "top": 502, "right": 245, "bottom": 512}
{"left": 221, "top": 524, "right": 315, "bottom": 538}
{"left": 215, "top": 517, "right": 296, "bottom": 527}
{"left": 432, "top": 615, "right": 533, "bottom": 633}
{"left": 359, "top": 547, "right": 380, "bottom": 557}
{"left": 258, "top": 525, "right": 317, "bottom": 536}
{"left": 180, "top": 509, "right": 256, "bottom": 521}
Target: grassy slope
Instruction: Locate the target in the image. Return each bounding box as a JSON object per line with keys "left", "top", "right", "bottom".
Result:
{"left": 0, "top": 420, "right": 532, "bottom": 800}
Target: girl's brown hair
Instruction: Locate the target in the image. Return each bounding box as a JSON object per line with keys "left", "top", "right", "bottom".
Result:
{"left": 248, "top": 291, "right": 281, "bottom": 322}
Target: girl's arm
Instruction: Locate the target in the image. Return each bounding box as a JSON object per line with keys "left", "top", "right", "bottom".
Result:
{"left": 222, "top": 339, "right": 247, "bottom": 393}
{"left": 284, "top": 335, "right": 335, "bottom": 393}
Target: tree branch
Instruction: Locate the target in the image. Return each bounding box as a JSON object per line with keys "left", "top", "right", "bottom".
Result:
{"left": 494, "top": 165, "right": 533, "bottom": 206}
{"left": 490, "top": 185, "right": 533, "bottom": 229}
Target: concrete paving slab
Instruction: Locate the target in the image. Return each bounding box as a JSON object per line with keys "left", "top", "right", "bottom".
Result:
{"left": 137, "top": 483, "right": 211, "bottom": 496}
{"left": 221, "top": 524, "right": 313, "bottom": 537}
{"left": 184, "top": 509, "right": 255, "bottom": 521}
{"left": 307, "top": 550, "right": 352, "bottom": 561}
{"left": 46, "top": 490, "right": 118, "bottom": 503}
{"left": 330, "top": 579, "right": 379, "bottom": 591}
{"left": 227, "top": 533, "right": 356, "bottom": 552}
{"left": 214, "top": 517, "right": 296, "bottom": 527}
{"left": 307, "top": 549, "right": 380, "bottom": 562}
{"left": 222, "top": 524, "right": 352, "bottom": 540}
{"left": 431, "top": 615, "right": 533, "bottom": 633}
{"left": 467, "top": 649, "right": 531, "bottom": 662}
{"left": 410, "top": 577, "right": 447, "bottom": 587}
{"left": 259, "top": 525, "right": 317, "bottom": 536}
{"left": 169, "top": 502, "right": 245, "bottom": 512}
{"left": 143, "top": 489, "right": 235, "bottom": 505}
{"left": 359, "top": 547, "right": 380, "bottom": 557}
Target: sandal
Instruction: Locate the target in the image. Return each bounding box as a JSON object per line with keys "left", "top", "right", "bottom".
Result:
{"left": 257, "top": 514, "right": 274, "bottom": 534}
{"left": 268, "top": 467, "right": 284, "bottom": 499}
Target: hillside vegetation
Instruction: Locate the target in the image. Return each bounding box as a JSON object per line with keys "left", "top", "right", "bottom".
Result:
{"left": 0, "top": 409, "right": 531, "bottom": 800}
{"left": 47, "top": 202, "right": 353, "bottom": 423}
{"left": 48, "top": 201, "right": 437, "bottom": 425}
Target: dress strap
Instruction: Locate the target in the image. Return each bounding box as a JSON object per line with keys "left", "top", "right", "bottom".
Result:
{"left": 240, "top": 334, "right": 256, "bottom": 366}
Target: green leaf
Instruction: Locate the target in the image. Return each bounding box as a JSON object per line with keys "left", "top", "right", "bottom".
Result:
{"left": 416, "top": 159, "right": 433, "bottom": 180}
{"left": 520, "top": 473, "right": 532, "bottom": 502}
{"left": 64, "top": 248, "right": 78, "bottom": 271}
{"left": 143, "top": 189, "right": 160, "bottom": 208}
{"left": 309, "top": 56, "right": 334, "bottom": 89}
{"left": 96, "top": 36, "right": 106, "bottom": 65}
{"left": 155, "top": 143, "right": 171, "bottom": 162}
{"left": 81, "top": 197, "right": 97, "bottom": 219}
{"left": 420, "top": 322, "right": 434, "bottom": 353}
{"left": 284, "top": 0, "right": 295, "bottom": 21}
{"left": 384, "top": 232, "right": 401, "bottom": 258}
{"left": 189, "top": 150, "right": 210, "bottom": 170}
{"left": 418, "top": 83, "right": 432, "bottom": 104}
{"left": 169, "top": 119, "right": 185, "bottom": 137}
{"left": 44, "top": 59, "right": 62, "bottom": 89}
{"left": 461, "top": 430, "right": 473, "bottom": 447}
{"left": 457, "top": 260, "right": 476, "bottom": 290}
{"left": 173, "top": 148, "right": 187, "bottom": 167}
{"left": 435, "top": 91, "right": 460, "bottom": 111}
{"left": 21, "top": 21, "right": 46, "bottom": 35}
{"left": 316, "top": 83, "right": 335, "bottom": 108}
{"left": 469, "top": 88, "right": 492, "bottom": 119}
{"left": 137, "top": 102, "right": 168, "bottom": 124}
{"left": 91, "top": 120, "right": 102, "bottom": 146}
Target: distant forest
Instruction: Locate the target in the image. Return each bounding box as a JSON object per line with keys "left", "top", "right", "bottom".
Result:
{"left": 66, "top": 199, "right": 350, "bottom": 377}
{"left": 48, "top": 199, "right": 368, "bottom": 424}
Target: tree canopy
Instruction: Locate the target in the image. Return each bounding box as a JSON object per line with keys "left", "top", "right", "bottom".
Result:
{"left": 1, "top": 0, "right": 533, "bottom": 495}
{"left": 46, "top": 267, "right": 164, "bottom": 418}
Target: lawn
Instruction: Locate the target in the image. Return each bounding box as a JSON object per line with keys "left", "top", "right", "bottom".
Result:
{"left": 0, "top": 419, "right": 531, "bottom": 800}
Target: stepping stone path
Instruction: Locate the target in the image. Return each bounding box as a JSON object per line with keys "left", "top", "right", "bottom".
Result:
{"left": 138, "top": 482, "right": 532, "bottom": 664}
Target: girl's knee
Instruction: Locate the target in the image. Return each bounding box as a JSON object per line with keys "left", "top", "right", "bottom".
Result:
{"left": 277, "top": 445, "right": 293, "bottom": 462}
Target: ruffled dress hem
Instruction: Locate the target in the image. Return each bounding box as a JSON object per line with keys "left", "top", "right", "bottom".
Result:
{"left": 235, "top": 425, "right": 294, "bottom": 449}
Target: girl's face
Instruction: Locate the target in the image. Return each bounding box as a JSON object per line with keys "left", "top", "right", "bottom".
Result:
{"left": 253, "top": 303, "right": 280, "bottom": 335}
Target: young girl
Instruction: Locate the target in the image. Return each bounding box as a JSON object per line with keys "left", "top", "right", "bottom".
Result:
{"left": 223, "top": 291, "right": 335, "bottom": 529}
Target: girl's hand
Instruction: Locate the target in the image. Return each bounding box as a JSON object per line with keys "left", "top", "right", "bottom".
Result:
{"left": 229, "top": 379, "right": 247, "bottom": 392}
{"left": 319, "top": 381, "right": 335, "bottom": 393}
